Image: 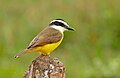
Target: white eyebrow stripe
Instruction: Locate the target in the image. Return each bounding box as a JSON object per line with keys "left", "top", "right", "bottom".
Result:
{"left": 50, "top": 20, "right": 69, "bottom": 26}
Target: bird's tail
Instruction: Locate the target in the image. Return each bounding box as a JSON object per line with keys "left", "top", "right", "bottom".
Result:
{"left": 14, "top": 49, "right": 29, "bottom": 58}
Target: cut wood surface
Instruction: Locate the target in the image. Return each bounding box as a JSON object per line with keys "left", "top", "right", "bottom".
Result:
{"left": 24, "top": 55, "right": 65, "bottom": 78}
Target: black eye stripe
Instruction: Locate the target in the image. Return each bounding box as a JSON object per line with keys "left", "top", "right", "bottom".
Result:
{"left": 49, "top": 21, "right": 66, "bottom": 27}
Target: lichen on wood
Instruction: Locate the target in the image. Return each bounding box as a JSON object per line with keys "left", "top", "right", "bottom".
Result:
{"left": 24, "top": 55, "right": 65, "bottom": 78}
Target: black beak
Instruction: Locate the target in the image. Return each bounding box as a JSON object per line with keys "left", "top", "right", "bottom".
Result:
{"left": 66, "top": 26, "right": 75, "bottom": 31}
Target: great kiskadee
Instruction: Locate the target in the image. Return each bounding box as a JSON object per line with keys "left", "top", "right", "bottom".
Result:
{"left": 15, "top": 19, "right": 74, "bottom": 58}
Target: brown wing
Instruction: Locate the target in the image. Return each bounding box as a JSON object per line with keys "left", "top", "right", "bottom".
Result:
{"left": 27, "top": 27, "right": 62, "bottom": 49}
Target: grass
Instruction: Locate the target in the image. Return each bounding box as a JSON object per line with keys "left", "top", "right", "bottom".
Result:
{"left": 0, "top": 0, "right": 120, "bottom": 78}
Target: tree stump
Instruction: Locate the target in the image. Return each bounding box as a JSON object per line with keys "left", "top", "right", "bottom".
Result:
{"left": 24, "top": 55, "right": 65, "bottom": 78}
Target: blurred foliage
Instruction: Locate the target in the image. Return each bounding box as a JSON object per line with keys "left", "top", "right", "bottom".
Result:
{"left": 0, "top": 0, "right": 120, "bottom": 78}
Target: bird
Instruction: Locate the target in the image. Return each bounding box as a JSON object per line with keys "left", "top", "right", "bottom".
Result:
{"left": 15, "top": 19, "right": 75, "bottom": 58}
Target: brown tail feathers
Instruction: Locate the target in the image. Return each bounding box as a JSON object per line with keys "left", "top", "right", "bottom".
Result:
{"left": 14, "top": 49, "right": 29, "bottom": 58}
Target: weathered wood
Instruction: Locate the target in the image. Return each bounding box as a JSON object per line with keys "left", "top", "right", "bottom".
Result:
{"left": 24, "top": 55, "right": 65, "bottom": 78}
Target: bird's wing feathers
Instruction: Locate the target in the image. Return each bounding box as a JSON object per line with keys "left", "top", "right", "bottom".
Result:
{"left": 27, "top": 27, "right": 62, "bottom": 49}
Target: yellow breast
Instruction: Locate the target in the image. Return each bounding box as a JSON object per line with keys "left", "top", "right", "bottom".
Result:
{"left": 30, "top": 36, "right": 63, "bottom": 54}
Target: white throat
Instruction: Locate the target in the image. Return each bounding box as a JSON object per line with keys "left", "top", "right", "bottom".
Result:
{"left": 51, "top": 25, "right": 67, "bottom": 33}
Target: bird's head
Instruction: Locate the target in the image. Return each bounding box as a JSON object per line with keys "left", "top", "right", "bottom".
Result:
{"left": 49, "top": 19, "right": 75, "bottom": 32}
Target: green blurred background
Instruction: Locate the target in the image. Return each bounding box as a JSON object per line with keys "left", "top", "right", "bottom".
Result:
{"left": 0, "top": 0, "right": 120, "bottom": 78}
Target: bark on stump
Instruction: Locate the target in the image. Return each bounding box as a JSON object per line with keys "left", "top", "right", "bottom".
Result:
{"left": 24, "top": 55, "right": 65, "bottom": 78}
